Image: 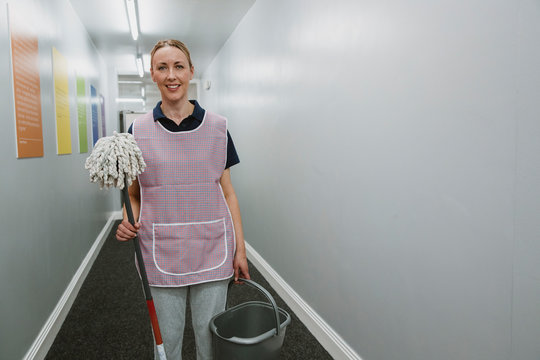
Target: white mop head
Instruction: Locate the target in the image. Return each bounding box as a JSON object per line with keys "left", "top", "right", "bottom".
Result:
{"left": 85, "top": 131, "right": 146, "bottom": 189}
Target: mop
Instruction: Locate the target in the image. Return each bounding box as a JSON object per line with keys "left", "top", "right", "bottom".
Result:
{"left": 85, "top": 131, "right": 167, "bottom": 360}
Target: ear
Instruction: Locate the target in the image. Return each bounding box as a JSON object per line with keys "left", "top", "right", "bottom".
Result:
{"left": 190, "top": 65, "right": 194, "bottom": 80}
{"left": 150, "top": 67, "right": 156, "bottom": 83}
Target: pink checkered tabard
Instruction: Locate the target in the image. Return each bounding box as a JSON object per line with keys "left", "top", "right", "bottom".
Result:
{"left": 133, "top": 110, "right": 235, "bottom": 286}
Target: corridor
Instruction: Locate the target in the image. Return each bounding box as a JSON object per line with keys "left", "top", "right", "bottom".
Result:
{"left": 1, "top": 0, "right": 540, "bottom": 359}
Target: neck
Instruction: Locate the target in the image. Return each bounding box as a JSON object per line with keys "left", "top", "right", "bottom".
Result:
{"left": 160, "top": 99, "right": 194, "bottom": 125}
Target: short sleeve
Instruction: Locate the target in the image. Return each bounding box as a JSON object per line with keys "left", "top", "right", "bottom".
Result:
{"left": 226, "top": 131, "right": 240, "bottom": 169}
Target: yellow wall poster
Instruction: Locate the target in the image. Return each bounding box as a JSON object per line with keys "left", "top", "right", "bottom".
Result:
{"left": 52, "top": 47, "right": 72, "bottom": 155}
{"left": 8, "top": 3, "right": 44, "bottom": 158}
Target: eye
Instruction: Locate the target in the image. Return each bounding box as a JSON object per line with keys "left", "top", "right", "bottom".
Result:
{"left": 158, "top": 66, "right": 166, "bottom": 71}
{"left": 176, "top": 65, "right": 184, "bottom": 69}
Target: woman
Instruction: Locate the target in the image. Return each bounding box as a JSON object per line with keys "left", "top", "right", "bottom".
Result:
{"left": 116, "top": 39, "right": 250, "bottom": 360}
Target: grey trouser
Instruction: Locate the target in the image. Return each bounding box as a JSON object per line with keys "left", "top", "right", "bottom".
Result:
{"left": 151, "top": 279, "right": 229, "bottom": 360}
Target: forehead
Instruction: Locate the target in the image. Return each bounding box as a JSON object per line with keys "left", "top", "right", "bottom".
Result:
{"left": 152, "top": 46, "right": 188, "bottom": 64}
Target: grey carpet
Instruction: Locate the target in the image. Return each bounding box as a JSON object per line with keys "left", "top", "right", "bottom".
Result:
{"left": 45, "top": 221, "right": 333, "bottom": 359}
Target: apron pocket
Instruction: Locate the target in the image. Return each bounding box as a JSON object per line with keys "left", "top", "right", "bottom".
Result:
{"left": 152, "top": 218, "right": 227, "bottom": 276}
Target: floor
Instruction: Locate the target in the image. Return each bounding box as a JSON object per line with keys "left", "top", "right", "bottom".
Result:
{"left": 45, "top": 221, "right": 334, "bottom": 359}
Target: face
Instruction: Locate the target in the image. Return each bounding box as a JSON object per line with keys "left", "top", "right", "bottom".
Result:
{"left": 150, "top": 46, "right": 194, "bottom": 104}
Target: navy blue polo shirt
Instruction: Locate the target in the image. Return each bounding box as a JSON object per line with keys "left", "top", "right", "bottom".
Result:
{"left": 128, "top": 100, "right": 240, "bottom": 169}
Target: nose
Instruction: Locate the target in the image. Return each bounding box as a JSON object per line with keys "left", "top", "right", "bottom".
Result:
{"left": 167, "top": 68, "right": 176, "bottom": 79}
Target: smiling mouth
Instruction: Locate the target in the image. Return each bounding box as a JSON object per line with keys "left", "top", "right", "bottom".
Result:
{"left": 166, "top": 84, "right": 180, "bottom": 89}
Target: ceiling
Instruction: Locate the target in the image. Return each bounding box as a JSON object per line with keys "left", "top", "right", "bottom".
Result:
{"left": 69, "top": 0, "right": 255, "bottom": 80}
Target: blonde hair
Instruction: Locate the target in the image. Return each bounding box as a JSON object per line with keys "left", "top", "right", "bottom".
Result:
{"left": 150, "top": 39, "right": 193, "bottom": 69}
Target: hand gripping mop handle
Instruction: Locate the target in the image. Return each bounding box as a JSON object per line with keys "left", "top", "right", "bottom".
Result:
{"left": 122, "top": 179, "right": 167, "bottom": 360}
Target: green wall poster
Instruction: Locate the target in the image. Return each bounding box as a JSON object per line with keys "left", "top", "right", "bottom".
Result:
{"left": 77, "top": 76, "right": 88, "bottom": 153}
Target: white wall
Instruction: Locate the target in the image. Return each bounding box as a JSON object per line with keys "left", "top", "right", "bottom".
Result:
{"left": 201, "top": 0, "right": 540, "bottom": 359}
{"left": 512, "top": 1, "right": 540, "bottom": 357}
{"left": 0, "top": 0, "right": 119, "bottom": 358}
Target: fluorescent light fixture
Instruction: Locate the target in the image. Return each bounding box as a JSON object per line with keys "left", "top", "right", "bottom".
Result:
{"left": 125, "top": 0, "right": 139, "bottom": 41}
{"left": 143, "top": 54, "right": 151, "bottom": 72}
{"left": 116, "top": 98, "right": 144, "bottom": 103}
{"left": 136, "top": 55, "right": 144, "bottom": 77}
{"left": 118, "top": 80, "right": 143, "bottom": 84}
{"left": 141, "top": 86, "right": 145, "bottom": 98}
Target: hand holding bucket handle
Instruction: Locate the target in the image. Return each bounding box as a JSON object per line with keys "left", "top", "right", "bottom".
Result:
{"left": 228, "top": 278, "right": 282, "bottom": 336}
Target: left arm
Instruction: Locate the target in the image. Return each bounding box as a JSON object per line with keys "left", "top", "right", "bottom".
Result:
{"left": 220, "top": 168, "right": 250, "bottom": 281}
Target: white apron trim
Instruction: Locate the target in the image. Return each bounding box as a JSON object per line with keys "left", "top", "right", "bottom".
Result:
{"left": 155, "top": 110, "right": 208, "bottom": 134}
{"left": 152, "top": 218, "right": 229, "bottom": 276}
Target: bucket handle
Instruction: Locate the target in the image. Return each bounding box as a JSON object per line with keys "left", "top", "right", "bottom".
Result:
{"left": 228, "top": 278, "right": 282, "bottom": 336}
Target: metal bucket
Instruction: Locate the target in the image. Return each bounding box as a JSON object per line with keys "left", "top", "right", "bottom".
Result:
{"left": 210, "top": 278, "right": 291, "bottom": 360}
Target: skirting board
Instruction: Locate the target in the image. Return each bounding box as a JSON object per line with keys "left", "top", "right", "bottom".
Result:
{"left": 23, "top": 211, "right": 123, "bottom": 360}
{"left": 245, "top": 242, "right": 362, "bottom": 360}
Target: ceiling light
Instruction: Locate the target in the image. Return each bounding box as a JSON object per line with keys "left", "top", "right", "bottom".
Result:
{"left": 143, "top": 54, "right": 151, "bottom": 72}
{"left": 116, "top": 98, "right": 144, "bottom": 103}
{"left": 136, "top": 55, "right": 144, "bottom": 78}
{"left": 118, "top": 80, "right": 143, "bottom": 84}
{"left": 141, "top": 86, "right": 145, "bottom": 98}
{"left": 125, "top": 0, "right": 139, "bottom": 41}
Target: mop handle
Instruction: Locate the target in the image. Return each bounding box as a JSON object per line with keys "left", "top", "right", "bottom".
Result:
{"left": 121, "top": 183, "right": 152, "bottom": 299}
{"left": 122, "top": 180, "right": 167, "bottom": 360}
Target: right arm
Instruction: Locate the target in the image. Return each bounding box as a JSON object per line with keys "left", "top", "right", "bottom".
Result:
{"left": 116, "top": 178, "right": 141, "bottom": 241}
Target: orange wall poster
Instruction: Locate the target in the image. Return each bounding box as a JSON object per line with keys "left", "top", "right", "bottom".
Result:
{"left": 8, "top": 4, "right": 44, "bottom": 158}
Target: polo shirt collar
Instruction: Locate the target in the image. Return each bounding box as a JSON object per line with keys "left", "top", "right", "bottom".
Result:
{"left": 153, "top": 100, "right": 204, "bottom": 122}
